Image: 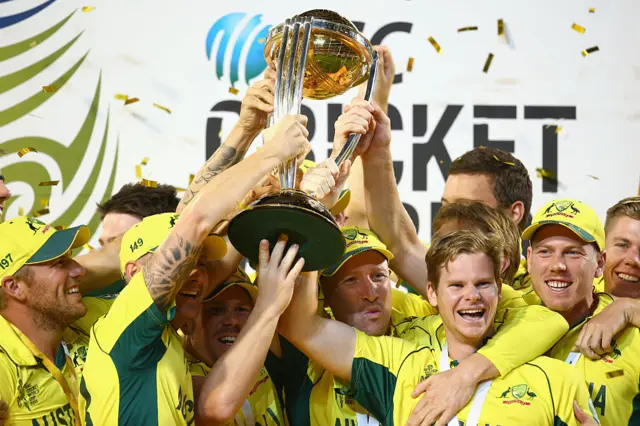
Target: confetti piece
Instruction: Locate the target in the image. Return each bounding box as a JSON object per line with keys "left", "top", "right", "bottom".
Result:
{"left": 141, "top": 157, "right": 149, "bottom": 165}
{"left": 135, "top": 165, "right": 142, "bottom": 179}
{"left": 229, "top": 87, "right": 239, "bottom": 95}
{"left": 427, "top": 36, "right": 442, "bottom": 53}
{"left": 0, "top": 149, "right": 7, "bottom": 157}
{"left": 581, "top": 46, "right": 599, "bottom": 57}
{"left": 606, "top": 370, "right": 624, "bottom": 378}
{"left": 30, "top": 41, "right": 37, "bottom": 47}
{"left": 153, "top": 103, "right": 171, "bottom": 114}
{"left": 83, "top": 243, "right": 95, "bottom": 251}
{"left": 42, "top": 85, "right": 57, "bottom": 93}
{"left": 587, "top": 175, "right": 600, "bottom": 180}
{"left": 33, "top": 208, "right": 50, "bottom": 217}
{"left": 483, "top": 53, "right": 494, "bottom": 73}
{"left": 81, "top": 6, "right": 95, "bottom": 12}
{"left": 555, "top": 126, "right": 563, "bottom": 134}
{"left": 536, "top": 168, "right": 557, "bottom": 180}
{"left": 572, "top": 23, "right": 586, "bottom": 34}
{"left": 457, "top": 26, "right": 478, "bottom": 32}
{"left": 54, "top": 225, "right": 68, "bottom": 231}
{"left": 114, "top": 93, "right": 129, "bottom": 101}
{"left": 189, "top": 174, "right": 195, "bottom": 185}
{"left": 493, "top": 155, "right": 515, "bottom": 166}
{"left": 258, "top": 38, "right": 265, "bottom": 44}
{"left": 38, "top": 180, "right": 59, "bottom": 186}
{"left": 140, "top": 179, "right": 158, "bottom": 188}
{"left": 497, "top": 19, "right": 504, "bottom": 36}
{"left": 124, "top": 97, "right": 140, "bottom": 105}
{"left": 18, "top": 147, "right": 37, "bottom": 157}
{"left": 589, "top": 8, "right": 595, "bottom": 13}
{"left": 18, "top": 208, "right": 24, "bottom": 216}
{"left": 40, "top": 199, "right": 49, "bottom": 207}
{"left": 406, "top": 57, "right": 414, "bottom": 72}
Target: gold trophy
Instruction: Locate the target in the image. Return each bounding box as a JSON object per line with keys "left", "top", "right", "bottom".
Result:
{"left": 228, "top": 9, "right": 378, "bottom": 271}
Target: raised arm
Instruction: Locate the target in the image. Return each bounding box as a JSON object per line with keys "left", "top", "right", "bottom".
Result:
{"left": 144, "top": 115, "right": 310, "bottom": 312}
{"left": 75, "top": 236, "right": 122, "bottom": 293}
{"left": 177, "top": 67, "right": 276, "bottom": 213}
{"left": 358, "top": 101, "right": 428, "bottom": 295}
{"left": 278, "top": 271, "right": 356, "bottom": 382}
{"left": 197, "top": 238, "right": 305, "bottom": 424}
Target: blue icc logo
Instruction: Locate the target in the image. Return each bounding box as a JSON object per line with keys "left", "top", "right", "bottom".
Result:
{"left": 205, "top": 13, "right": 272, "bottom": 87}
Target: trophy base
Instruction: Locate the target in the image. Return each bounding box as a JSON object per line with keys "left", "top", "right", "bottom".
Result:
{"left": 228, "top": 190, "right": 346, "bottom": 272}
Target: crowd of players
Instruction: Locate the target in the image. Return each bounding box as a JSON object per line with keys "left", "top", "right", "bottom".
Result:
{"left": 0, "top": 46, "right": 639, "bottom": 426}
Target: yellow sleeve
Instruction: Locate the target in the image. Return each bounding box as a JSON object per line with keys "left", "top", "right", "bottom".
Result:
{"left": 477, "top": 306, "right": 569, "bottom": 376}
{"left": 553, "top": 363, "right": 599, "bottom": 426}
{"left": 391, "top": 288, "right": 438, "bottom": 317}
{"left": 511, "top": 258, "right": 532, "bottom": 291}
{"left": 92, "top": 271, "right": 173, "bottom": 365}
{"left": 0, "top": 354, "right": 16, "bottom": 402}
{"left": 497, "top": 285, "right": 528, "bottom": 311}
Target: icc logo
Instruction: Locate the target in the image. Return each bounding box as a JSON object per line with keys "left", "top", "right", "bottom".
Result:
{"left": 205, "top": 13, "right": 272, "bottom": 87}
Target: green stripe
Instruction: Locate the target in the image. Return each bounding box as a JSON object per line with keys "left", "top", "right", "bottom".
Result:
{"left": 629, "top": 383, "right": 640, "bottom": 426}
{"left": 80, "top": 376, "right": 94, "bottom": 426}
{"left": 0, "top": 12, "right": 74, "bottom": 62}
{"left": 280, "top": 338, "right": 313, "bottom": 426}
{"left": 554, "top": 416, "right": 569, "bottom": 426}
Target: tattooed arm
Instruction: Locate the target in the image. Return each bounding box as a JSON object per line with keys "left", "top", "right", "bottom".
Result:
{"left": 144, "top": 114, "right": 310, "bottom": 310}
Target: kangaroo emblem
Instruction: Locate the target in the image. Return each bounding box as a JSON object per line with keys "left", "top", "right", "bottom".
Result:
{"left": 544, "top": 203, "right": 556, "bottom": 215}
{"left": 26, "top": 219, "right": 41, "bottom": 235}
{"left": 500, "top": 387, "right": 511, "bottom": 398}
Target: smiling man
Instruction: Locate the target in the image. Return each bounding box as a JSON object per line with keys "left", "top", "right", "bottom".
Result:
{"left": 280, "top": 230, "right": 597, "bottom": 425}
{"left": 0, "top": 217, "right": 90, "bottom": 426}
{"left": 523, "top": 198, "right": 640, "bottom": 425}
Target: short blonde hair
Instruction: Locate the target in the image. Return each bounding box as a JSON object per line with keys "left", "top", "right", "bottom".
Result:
{"left": 605, "top": 196, "right": 640, "bottom": 233}
{"left": 432, "top": 201, "right": 519, "bottom": 285}
{"left": 426, "top": 230, "right": 504, "bottom": 290}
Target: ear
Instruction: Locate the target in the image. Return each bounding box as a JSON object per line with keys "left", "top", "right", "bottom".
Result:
{"left": 595, "top": 251, "right": 605, "bottom": 278}
{"left": 500, "top": 257, "right": 511, "bottom": 276}
{"left": 124, "top": 261, "right": 141, "bottom": 282}
{"left": 1, "top": 276, "right": 28, "bottom": 303}
{"left": 426, "top": 281, "right": 438, "bottom": 307}
{"left": 526, "top": 246, "right": 533, "bottom": 274}
{"left": 508, "top": 201, "right": 526, "bottom": 229}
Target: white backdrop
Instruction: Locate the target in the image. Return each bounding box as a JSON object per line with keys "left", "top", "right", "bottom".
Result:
{"left": 1, "top": 0, "right": 639, "bottom": 244}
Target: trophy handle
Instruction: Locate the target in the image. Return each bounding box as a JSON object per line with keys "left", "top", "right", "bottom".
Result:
{"left": 334, "top": 50, "right": 379, "bottom": 167}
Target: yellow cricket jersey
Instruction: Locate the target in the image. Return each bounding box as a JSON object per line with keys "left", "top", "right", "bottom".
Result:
{"left": 80, "top": 272, "right": 195, "bottom": 426}
{"left": 512, "top": 258, "right": 531, "bottom": 291}
{"left": 187, "top": 355, "right": 286, "bottom": 426}
{"left": 344, "top": 317, "right": 596, "bottom": 426}
{"left": 549, "top": 293, "right": 640, "bottom": 426}
{"left": 0, "top": 315, "right": 79, "bottom": 426}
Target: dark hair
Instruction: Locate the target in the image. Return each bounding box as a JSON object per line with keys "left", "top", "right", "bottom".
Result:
{"left": 97, "top": 183, "right": 180, "bottom": 220}
{"left": 449, "top": 147, "right": 533, "bottom": 232}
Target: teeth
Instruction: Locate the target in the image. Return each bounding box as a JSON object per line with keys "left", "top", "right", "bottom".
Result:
{"left": 459, "top": 309, "right": 484, "bottom": 314}
{"left": 617, "top": 273, "right": 640, "bottom": 283}
{"left": 219, "top": 337, "right": 236, "bottom": 345}
{"left": 65, "top": 288, "right": 80, "bottom": 295}
{"left": 546, "top": 281, "right": 571, "bottom": 289}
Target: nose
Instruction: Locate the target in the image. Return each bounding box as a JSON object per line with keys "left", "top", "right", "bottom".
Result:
{"left": 0, "top": 181, "right": 11, "bottom": 201}
{"left": 625, "top": 247, "right": 640, "bottom": 268}
{"left": 222, "top": 310, "right": 243, "bottom": 326}
{"left": 463, "top": 284, "right": 481, "bottom": 301}
{"left": 188, "top": 265, "right": 207, "bottom": 284}
{"left": 549, "top": 253, "right": 568, "bottom": 273}
{"left": 67, "top": 258, "right": 86, "bottom": 279}
{"left": 361, "top": 278, "right": 379, "bottom": 303}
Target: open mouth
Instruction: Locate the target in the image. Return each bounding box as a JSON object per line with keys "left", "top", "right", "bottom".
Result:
{"left": 457, "top": 308, "right": 485, "bottom": 321}
{"left": 545, "top": 280, "right": 573, "bottom": 292}
{"left": 616, "top": 272, "right": 640, "bottom": 283}
{"left": 178, "top": 290, "right": 199, "bottom": 299}
{"left": 217, "top": 336, "right": 237, "bottom": 346}
{"left": 65, "top": 287, "right": 80, "bottom": 295}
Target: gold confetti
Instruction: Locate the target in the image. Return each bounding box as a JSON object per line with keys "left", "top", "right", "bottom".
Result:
{"left": 124, "top": 97, "right": 140, "bottom": 105}
{"left": 135, "top": 165, "right": 142, "bottom": 179}
{"left": 555, "top": 126, "right": 563, "bottom": 134}
{"left": 406, "top": 57, "right": 414, "bottom": 72}
{"left": 258, "top": 38, "right": 265, "bottom": 44}
{"left": 536, "top": 168, "right": 557, "bottom": 180}
{"left": 581, "top": 46, "right": 599, "bottom": 57}
{"left": 189, "top": 174, "right": 195, "bottom": 185}
{"left": 83, "top": 243, "right": 95, "bottom": 251}
{"left": 18, "top": 147, "right": 37, "bottom": 157}
{"left": 141, "top": 157, "right": 149, "bottom": 165}
{"left": 587, "top": 175, "right": 600, "bottom": 180}
{"left": 606, "top": 370, "right": 624, "bottom": 379}
{"left": 38, "top": 180, "right": 59, "bottom": 186}
{"left": 40, "top": 199, "right": 49, "bottom": 207}
{"left": 493, "top": 155, "right": 515, "bottom": 166}
{"left": 229, "top": 87, "right": 239, "bottom": 95}
{"left": 427, "top": 36, "right": 442, "bottom": 54}
{"left": 54, "top": 225, "right": 68, "bottom": 231}
{"left": 483, "top": 53, "right": 495, "bottom": 73}
{"left": 457, "top": 26, "right": 478, "bottom": 32}
{"left": 153, "top": 103, "right": 171, "bottom": 114}
{"left": 114, "top": 93, "right": 129, "bottom": 101}
{"left": 30, "top": 41, "right": 37, "bottom": 47}
{"left": 33, "top": 208, "right": 50, "bottom": 217}
{"left": 42, "top": 85, "right": 57, "bottom": 93}
{"left": 18, "top": 208, "right": 24, "bottom": 216}
{"left": 498, "top": 19, "right": 504, "bottom": 36}
{"left": 572, "top": 23, "right": 586, "bottom": 34}
{"left": 81, "top": 6, "right": 95, "bottom": 12}
{"left": 140, "top": 179, "right": 158, "bottom": 188}
{"left": 589, "top": 8, "right": 595, "bottom": 13}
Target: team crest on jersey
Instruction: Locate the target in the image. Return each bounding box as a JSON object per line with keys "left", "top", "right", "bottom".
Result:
{"left": 601, "top": 339, "right": 622, "bottom": 364}
{"left": 16, "top": 378, "right": 39, "bottom": 411}
{"left": 419, "top": 364, "right": 438, "bottom": 382}
{"left": 498, "top": 384, "right": 536, "bottom": 406}
{"left": 73, "top": 346, "right": 88, "bottom": 367}
{"left": 26, "top": 217, "right": 45, "bottom": 234}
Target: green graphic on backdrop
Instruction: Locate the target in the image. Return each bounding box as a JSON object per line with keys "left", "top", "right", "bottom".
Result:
{"left": 0, "top": 10, "right": 117, "bottom": 236}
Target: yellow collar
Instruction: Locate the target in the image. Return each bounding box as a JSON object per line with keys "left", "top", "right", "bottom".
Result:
{"left": 0, "top": 314, "right": 40, "bottom": 367}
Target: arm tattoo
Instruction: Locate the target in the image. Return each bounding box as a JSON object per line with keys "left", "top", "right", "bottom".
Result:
{"left": 181, "top": 144, "right": 247, "bottom": 207}
{"left": 143, "top": 232, "right": 202, "bottom": 313}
